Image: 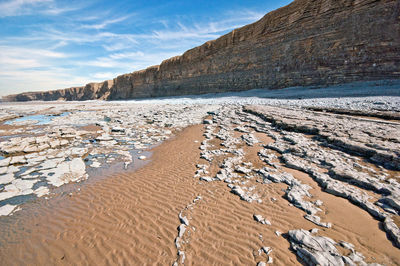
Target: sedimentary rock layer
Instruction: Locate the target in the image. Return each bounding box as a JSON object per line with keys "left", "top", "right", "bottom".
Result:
{"left": 4, "top": 80, "right": 114, "bottom": 102}
{"left": 3, "top": 0, "right": 400, "bottom": 101}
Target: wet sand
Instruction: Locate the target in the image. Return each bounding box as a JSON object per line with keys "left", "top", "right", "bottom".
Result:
{"left": 0, "top": 122, "right": 399, "bottom": 265}
{"left": 0, "top": 125, "right": 204, "bottom": 265}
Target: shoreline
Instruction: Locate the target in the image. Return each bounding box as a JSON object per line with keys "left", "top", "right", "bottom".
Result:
{"left": 0, "top": 89, "right": 399, "bottom": 264}
{"left": 0, "top": 124, "right": 206, "bottom": 265}
{"left": 0, "top": 119, "right": 399, "bottom": 264}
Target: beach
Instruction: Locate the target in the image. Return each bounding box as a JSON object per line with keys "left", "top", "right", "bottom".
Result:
{"left": 0, "top": 84, "right": 400, "bottom": 265}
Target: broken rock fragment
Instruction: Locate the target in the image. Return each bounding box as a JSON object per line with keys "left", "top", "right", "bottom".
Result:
{"left": 253, "top": 214, "right": 271, "bottom": 225}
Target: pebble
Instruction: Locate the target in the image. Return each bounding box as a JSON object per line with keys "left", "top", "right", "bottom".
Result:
{"left": 254, "top": 214, "right": 271, "bottom": 225}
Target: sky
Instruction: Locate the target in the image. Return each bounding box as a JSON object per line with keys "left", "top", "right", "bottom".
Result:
{"left": 0, "top": 0, "right": 292, "bottom": 97}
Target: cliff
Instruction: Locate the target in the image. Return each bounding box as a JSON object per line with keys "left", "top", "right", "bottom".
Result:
{"left": 3, "top": 0, "right": 400, "bottom": 102}
{"left": 3, "top": 80, "right": 114, "bottom": 101}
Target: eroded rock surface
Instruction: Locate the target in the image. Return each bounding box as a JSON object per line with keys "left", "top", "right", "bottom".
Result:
{"left": 288, "top": 229, "right": 372, "bottom": 266}
{"left": 0, "top": 90, "right": 399, "bottom": 264}
{"left": 0, "top": 103, "right": 217, "bottom": 215}
{"left": 191, "top": 101, "right": 399, "bottom": 264}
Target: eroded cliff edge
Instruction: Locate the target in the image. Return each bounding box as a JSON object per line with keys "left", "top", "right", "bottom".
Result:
{"left": 3, "top": 0, "right": 400, "bottom": 102}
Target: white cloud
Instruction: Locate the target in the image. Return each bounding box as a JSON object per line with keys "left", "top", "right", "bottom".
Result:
{"left": 92, "top": 72, "right": 117, "bottom": 79}
{"left": 0, "top": 68, "right": 93, "bottom": 96}
{"left": 0, "top": 46, "right": 68, "bottom": 70}
{"left": 83, "top": 50, "right": 178, "bottom": 71}
{"left": 0, "top": 3, "right": 271, "bottom": 97}
{"left": 0, "top": 45, "right": 79, "bottom": 96}
{"left": 42, "top": 5, "right": 81, "bottom": 15}
{"left": 108, "top": 51, "right": 145, "bottom": 60}
{"left": 81, "top": 16, "right": 131, "bottom": 30}
{"left": 102, "top": 42, "right": 133, "bottom": 52}
{"left": 0, "top": 0, "right": 81, "bottom": 17}
{"left": 0, "top": 0, "right": 52, "bottom": 10}
{"left": 0, "top": 46, "right": 67, "bottom": 58}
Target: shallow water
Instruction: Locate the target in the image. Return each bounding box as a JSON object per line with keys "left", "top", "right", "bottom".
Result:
{"left": 4, "top": 112, "right": 70, "bottom": 125}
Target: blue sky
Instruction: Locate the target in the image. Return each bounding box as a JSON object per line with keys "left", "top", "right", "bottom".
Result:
{"left": 0, "top": 0, "right": 292, "bottom": 96}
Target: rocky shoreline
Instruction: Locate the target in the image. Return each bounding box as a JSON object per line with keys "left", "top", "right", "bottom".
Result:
{"left": 0, "top": 86, "right": 399, "bottom": 264}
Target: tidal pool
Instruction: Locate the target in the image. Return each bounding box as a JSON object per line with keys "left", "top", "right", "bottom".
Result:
{"left": 4, "top": 112, "right": 70, "bottom": 125}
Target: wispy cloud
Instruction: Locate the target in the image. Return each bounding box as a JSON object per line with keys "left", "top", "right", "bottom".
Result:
{"left": 83, "top": 50, "right": 177, "bottom": 70}
{"left": 0, "top": 0, "right": 286, "bottom": 97}
{"left": 0, "top": 46, "right": 67, "bottom": 58}
{"left": 144, "top": 10, "right": 265, "bottom": 42}
{"left": 42, "top": 5, "right": 81, "bottom": 15}
{"left": 0, "top": 68, "right": 94, "bottom": 95}
{"left": 0, "top": 0, "right": 49, "bottom": 17}
{"left": 0, "top": 0, "right": 80, "bottom": 17}
{"left": 92, "top": 72, "right": 118, "bottom": 79}
{"left": 0, "top": 45, "right": 79, "bottom": 96}
{"left": 0, "top": 46, "right": 68, "bottom": 71}
{"left": 81, "top": 15, "right": 131, "bottom": 30}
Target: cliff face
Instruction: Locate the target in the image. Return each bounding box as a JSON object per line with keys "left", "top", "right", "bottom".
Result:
{"left": 3, "top": 80, "right": 113, "bottom": 101}
{"left": 4, "top": 0, "right": 400, "bottom": 102}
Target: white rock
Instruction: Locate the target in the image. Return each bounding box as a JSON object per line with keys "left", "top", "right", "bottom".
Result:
{"left": 0, "top": 173, "right": 14, "bottom": 185}
{"left": 178, "top": 224, "right": 186, "bottom": 238}
{"left": 0, "top": 204, "right": 18, "bottom": 216}
{"left": 254, "top": 214, "right": 271, "bottom": 225}
{"left": 46, "top": 158, "right": 87, "bottom": 187}
{"left": 34, "top": 186, "right": 49, "bottom": 197}
{"left": 39, "top": 158, "right": 63, "bottom": 170}
{"left": 0, "top": 167, "right": 7, "bottom": 175}
{"left": 0, "top": 157, "right": 11, "bottom": 167}
{"left": 262, "top": 246, "right": 272, "bottom": 255}
{"left": 200, "top": 176, "right": 214, "bottom": 182}
{"left": 7, "top": 165, "right": 19, "bottom": 174}
{"left": 96, "top": 134, "right": 114, "bottom": 141}
{"left": 314, "top": 200, "right": 324, "bottom": 206}
{"left": 0, "top": 191, "right": 19, "bottom": 201}
{"left": 49, "top": 139, "right": 60, "bottom": 148}
{"left": 90, "top": 161, "right": 101, "bottom": 168}
{"left": 304, "top": 214, "right": 332, "bottom": 228}
{"left": 10, "top": 155, "right": 26, "bottom": 165}
{"left": 70, "top": 158, "right": 86, "bottom": 174}
{"left": 12, "top": 179, "right": 36, "bottom": 192}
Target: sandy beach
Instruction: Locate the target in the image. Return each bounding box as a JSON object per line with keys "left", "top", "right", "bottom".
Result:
{"left": 1, "top": 0, "right": 399, "bottom": 263}
{"left": 1, "top": 123, "right": 397, "bottom": 265}
{"left": 0, "top": 86, "right": 400, "bottom": 265}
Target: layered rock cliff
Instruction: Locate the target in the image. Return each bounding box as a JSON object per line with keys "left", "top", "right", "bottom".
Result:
{"left": 3, "top": 0, "right": 400, "bottom": 102}
{"left": 4, "top": 80, "right": 114, "bottom": 102}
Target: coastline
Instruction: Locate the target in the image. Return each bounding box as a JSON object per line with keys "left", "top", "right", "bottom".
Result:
{"left": 0, "top": 86, "right": 399, "bottom": 264}
{"left": 0, "top": 121, "right": 399, "bottom": 265}
{"left": 0, "top": 125, "right": 203, "bottom": 265}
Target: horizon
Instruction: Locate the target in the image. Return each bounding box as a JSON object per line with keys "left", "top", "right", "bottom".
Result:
{"left": 0, "top": 0, "right": 292, "bottom": 97}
